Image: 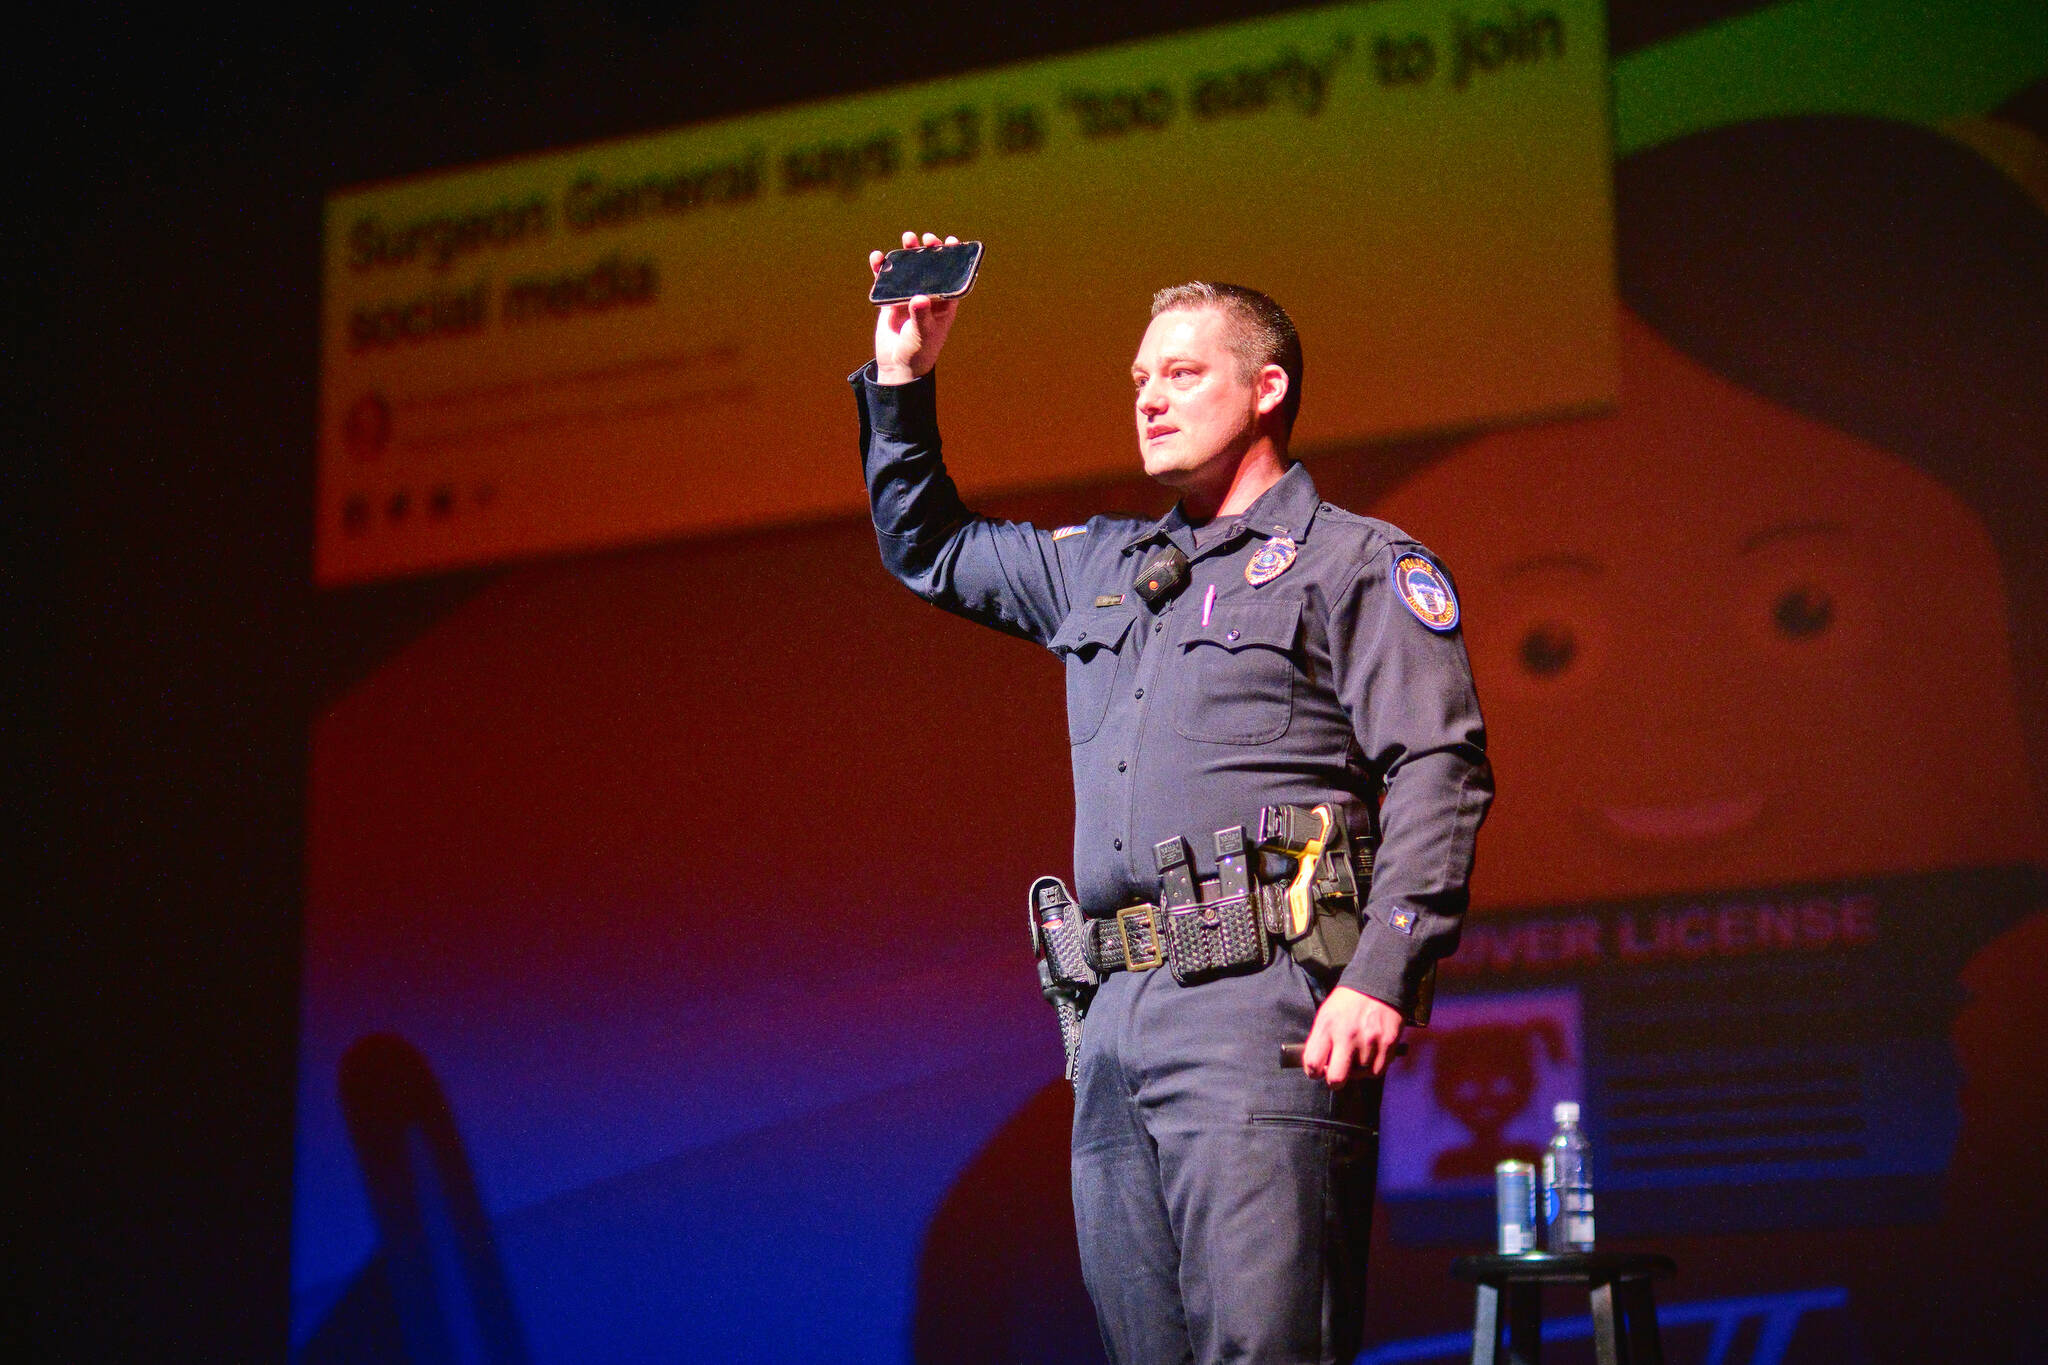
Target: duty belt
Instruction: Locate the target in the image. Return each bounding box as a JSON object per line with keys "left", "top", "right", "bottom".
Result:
{"left": 1030, "top": 804, "right": 1378, "bottom": 1079}
{"left": 1083, "top": 876, "right": 1286, "bottom": 975}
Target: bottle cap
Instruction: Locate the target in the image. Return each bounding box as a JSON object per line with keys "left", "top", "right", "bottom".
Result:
{"left": 1554, "top": 1101, "right": 1580, "bottom": 1125}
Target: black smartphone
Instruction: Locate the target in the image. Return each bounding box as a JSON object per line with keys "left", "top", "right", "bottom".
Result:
{"left": 869, "top": 240, "right": 985, "bottom": 304}
{"left": 1279, "top": 1042, "right": 1408, "bottom": 1070}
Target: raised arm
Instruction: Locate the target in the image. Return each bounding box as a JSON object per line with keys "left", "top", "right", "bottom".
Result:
{"left": 872, "top": 230, "right": 963, "bottom": 385}
{"left": 852, "top": 231, "right": 1073, "bottom": 644}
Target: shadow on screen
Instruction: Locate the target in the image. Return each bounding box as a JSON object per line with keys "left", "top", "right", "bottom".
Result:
{"left": 298, "top": 1033, "right": 529, "bottom": 1365}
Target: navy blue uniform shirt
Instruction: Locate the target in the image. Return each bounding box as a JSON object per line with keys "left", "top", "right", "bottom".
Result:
{"left": 851, "top": 363, "right": 1492, "bottom": 1012}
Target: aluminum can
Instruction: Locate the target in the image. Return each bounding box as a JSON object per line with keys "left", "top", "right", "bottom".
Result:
{"left": 1495, "top": 1160, "right": 1537, "bottom": 1254}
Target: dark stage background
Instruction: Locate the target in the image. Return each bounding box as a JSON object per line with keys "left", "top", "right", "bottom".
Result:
{"left": 20, "top": 2, "right": 2048, "bottom": 1362}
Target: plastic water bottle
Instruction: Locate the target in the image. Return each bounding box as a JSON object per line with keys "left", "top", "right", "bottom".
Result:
{"left": 1543, "top": 1100, "right": 1595, "bottom": 1252}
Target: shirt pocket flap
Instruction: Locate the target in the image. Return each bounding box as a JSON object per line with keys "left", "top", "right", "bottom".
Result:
{"left": 1180, "top": 600, "right": 1301, "bottom": 653}
{"left": 1050, "top": 609, "right": 1137, "bottom": 657}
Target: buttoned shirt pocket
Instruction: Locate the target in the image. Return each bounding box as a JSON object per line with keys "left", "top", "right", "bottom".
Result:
{"left": 1050, "top": 609, "right": 1138, "bottom": 745}
{"left": 1172, "top": 600, "right": 1301, "bottom": 745}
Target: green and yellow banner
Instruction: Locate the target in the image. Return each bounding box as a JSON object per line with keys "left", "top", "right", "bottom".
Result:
{"left": 318, "top": 0, "right": 1616, "bottom": 585}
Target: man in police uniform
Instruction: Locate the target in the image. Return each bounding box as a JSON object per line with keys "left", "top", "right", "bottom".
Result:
{"left": 852, "top": 232, "right": 1491, "bottom": 1364}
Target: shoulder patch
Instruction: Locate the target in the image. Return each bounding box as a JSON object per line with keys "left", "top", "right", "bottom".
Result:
{"left": 1393, "top": 553, "right": 1459, "bottom": 631}
{"left": 1052, "top": 525, "right": 1089, "bottom": 541}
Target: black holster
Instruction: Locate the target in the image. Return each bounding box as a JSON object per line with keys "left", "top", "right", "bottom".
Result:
{"left": 1256, "top": 801, "right": 1375, "bottom": 982}
{"left": 1029, "top": 876, "right": 1096, "bottom": 1081}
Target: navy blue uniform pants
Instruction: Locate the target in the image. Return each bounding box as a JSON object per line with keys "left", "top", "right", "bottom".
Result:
{"left": 1072, "top": 952, "right": 1381, "bottom": 1365}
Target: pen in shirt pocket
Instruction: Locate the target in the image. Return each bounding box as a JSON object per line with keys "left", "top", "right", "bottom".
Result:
{"left": 1201, "top": 583, "right": 1216, "bottom": 627}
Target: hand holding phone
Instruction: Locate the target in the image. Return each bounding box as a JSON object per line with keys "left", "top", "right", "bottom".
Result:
{"left": 869, "top": 240, "right": 984, "bottom": 304}
{"left": 870, "top": 231, "right": 972, "bottom": 385}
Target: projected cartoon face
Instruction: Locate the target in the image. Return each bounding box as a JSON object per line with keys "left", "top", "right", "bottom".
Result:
{"left": 1374, "top": 312, "right": 2046, "bottom": 905}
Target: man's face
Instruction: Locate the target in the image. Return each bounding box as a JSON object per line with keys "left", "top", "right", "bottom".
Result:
{"left": 1130, "top": 307, "right": 1263, "bottom": 489}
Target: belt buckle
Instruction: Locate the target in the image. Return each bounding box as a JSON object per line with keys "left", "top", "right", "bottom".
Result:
{"left": 1116, "top": 904, "right": 1165, "bottom": 971}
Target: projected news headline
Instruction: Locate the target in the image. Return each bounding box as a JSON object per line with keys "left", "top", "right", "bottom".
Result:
{"left": 316, "top": 0, "right": 1616, "bottom": 586}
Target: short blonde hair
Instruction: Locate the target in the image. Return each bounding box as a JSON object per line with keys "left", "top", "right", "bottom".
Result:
{"left": 1150, "top": 281, "right": 1303, "bottom": 436}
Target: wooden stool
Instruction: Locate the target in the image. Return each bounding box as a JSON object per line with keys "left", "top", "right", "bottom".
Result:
{"left": 1450, "top": 1252, "right": 1676, "bottom": 1365}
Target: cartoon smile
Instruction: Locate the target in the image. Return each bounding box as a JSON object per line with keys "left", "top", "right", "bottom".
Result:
{"left": 1596, "top": 795, "right": 1764, "bottom": 844}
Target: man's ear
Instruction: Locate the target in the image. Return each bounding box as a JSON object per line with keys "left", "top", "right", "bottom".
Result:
{"left": 1255, "top": 363, "right": 1290, "bottom": 418}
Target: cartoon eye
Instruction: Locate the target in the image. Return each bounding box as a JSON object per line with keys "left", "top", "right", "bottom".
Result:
{"left": 1771, "top": 586, "right": 1834, "bottom": 640}
{"left": 1517, "top": 623, "right": 1577, "bottom": 677}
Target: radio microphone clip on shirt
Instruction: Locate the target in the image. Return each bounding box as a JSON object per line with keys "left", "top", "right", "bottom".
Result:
{"left": 1132, "top": 544, "right": 1192, "bottom": 606}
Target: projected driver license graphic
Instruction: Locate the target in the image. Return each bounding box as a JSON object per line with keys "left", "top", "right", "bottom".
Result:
{"left": 316, "top": 0, "right": 1616, "bottom": 585}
